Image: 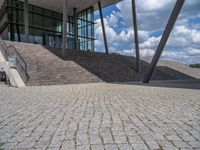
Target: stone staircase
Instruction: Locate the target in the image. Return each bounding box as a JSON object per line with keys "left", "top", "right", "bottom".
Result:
{"left": 5, "top": 42, "right": 104, "bottom": 86}
{"left": 4, "top": 41, "right": 199, "bottom": 86}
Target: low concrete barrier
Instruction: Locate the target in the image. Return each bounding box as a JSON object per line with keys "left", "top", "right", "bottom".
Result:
{"left": 0, "top": 50, "right": 26, "bottom": 87}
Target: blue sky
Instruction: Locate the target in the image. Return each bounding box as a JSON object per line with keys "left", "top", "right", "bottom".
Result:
{"left": 94, "top": 0, "right": 200, "bottom": 64}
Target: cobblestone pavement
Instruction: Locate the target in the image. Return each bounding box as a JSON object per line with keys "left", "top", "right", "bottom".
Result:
{"left": 0, "top": 83, "right": 200, "bottom": 150}
{"left": 0, "top": 82, "right": 6, "bottom": 87}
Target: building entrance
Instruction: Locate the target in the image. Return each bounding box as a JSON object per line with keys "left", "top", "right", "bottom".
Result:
{"left": 44, "top": 33, "right": 78, "bottom": 49}
{"left": 43, "top": 33, "right": 62, "bottom": 48}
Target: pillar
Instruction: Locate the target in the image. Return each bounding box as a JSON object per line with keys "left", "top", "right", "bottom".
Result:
{"left": 131, "top": 0, "right": 140, "bottom": 72}
{"left": 24, "top": 0, "right": 29, "bottom": 42}
{"left": 62, "top": 0, "right": 68, "bottom": 58}
{"left": 73, "top": 8, "right": 78, "bottom": 50}
{"left": 143, "top": 0, "right": 185, "bottom": 83}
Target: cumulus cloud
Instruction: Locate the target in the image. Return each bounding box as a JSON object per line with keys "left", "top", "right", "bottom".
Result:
{"left": 186, "top": 49, "right": 200, "bottom": 56}
{"left": 95, "top": 0, "right": 200, "bottom": 64}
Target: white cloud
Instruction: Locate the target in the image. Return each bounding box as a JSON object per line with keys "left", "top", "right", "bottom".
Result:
{"left": 166, "top": 26, "right": 200, "bottom": 50}
{"left": 106, "top": 12, "right": 119, "bottom": 28}
{"left": 95, "top": 18, "right": 119, "bottom": 52}
{"left": 95, "top": 0, "right": 200, "bottom": 64}
{"left": 186, "top": 49, "right": 200, "bottom": 56}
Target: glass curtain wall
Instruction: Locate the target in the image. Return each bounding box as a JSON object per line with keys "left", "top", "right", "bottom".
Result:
{"left": 6, "top": 0, "right": 67, "bottom": 46}
{"left": 0, "top": 0, "right": 9, "bottom": 40}
{"left": 78, "top": 7, "right": 95, "bottom": 51}
{"left": 0, "top": 0, "right": 95, "bottom": 51}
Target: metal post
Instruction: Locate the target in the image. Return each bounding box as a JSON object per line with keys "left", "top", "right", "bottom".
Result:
{"left": 131, "top": 0, "right": 140, "bottom": 72}
{"left": 73, "top": 8, "right": 78, "bottom": 50}
{"left": 98, "top": 1, "right": 109, "bottom": 54}
{"left": 62, "top": 0, "right": 68, "bottom": 58}
{"left": 10, "top": 0, "right": 14, "bottom": 41}
{"left": 16, "top": 3, "right": 21, "bottom": 42}
{"left": 143, "top": 0, "right": 185, "bottom": 83}
{"left": 24, "top": 0, "right": 29, "bottom": 42}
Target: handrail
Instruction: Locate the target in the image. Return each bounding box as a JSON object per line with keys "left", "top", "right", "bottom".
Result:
{"left": 7, "top": 45, "right": 29, "bottom": 83}
{"left": 0, "top": 37, "right": 29, "bottom": 83}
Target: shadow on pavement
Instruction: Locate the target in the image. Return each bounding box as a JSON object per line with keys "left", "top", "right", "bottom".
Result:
{"left": 114, "top": 79, "right": 200, "bottom": 90}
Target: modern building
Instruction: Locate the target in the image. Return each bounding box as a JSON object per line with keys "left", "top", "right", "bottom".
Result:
{"left": 0, "top": 0, "right": 123, "bottom": 52}
{"left": 0, "top": 0, "right": 185, "bottom": 84}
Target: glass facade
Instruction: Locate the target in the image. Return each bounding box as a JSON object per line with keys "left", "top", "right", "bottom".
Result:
{"left": 78, "top": 8, "right": 95, "bottom": 51}
{"left": 0, "top": 0, "right": 95, "bottom": 51}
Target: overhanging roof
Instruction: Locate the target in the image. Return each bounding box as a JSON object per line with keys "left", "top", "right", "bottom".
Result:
{"left": 0, "top": 0, "right": 122, "bottom": 15}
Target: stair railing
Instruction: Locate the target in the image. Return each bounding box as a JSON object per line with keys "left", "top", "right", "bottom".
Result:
{"left": 0, "top": 37, "right": 29, "bottom": 83}
{"left": 7, "top": 45, "right": 29, "bottom": 83}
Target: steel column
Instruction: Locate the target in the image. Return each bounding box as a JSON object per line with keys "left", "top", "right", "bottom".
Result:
{"left": 98, "top": 1, "right": 109, "bottom": 54}
{"left": 143, "top": 0, "right": 185, "bottom": 83}
{"left": 62, "top": 0, "right": 68, "bottom": 58}
{"left": 16, "top": 3, "right": 21, "bottom": 42}
{"left": 10, "top": 0, "right": 14, "bottom": 41}
{"left": 131, "top": 0, "right": 140, "bottom": 72}
{"left": 73, "top": 8, "right": 78, "bottom": 50}
{"left": 24, "top": 0, "right": 29, "bottom": 42}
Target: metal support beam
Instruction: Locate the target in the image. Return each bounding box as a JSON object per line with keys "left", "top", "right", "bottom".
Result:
{"left": 131, "top": 0, "right": 140, "bottom": 72}
{"left": 16, "top": 3, "right": 21, "bottom": 42}
{"left": 10, "top": 0, "right": 14, "bottom": 41}
{"left": 62, "top": 0, "right": 68, "bottom": 58}
{"left": 24, "top": 0, "right": 29, "bottom": 42}
{"left": 73, "top": 8, "right": 78, "bottom": 50}
{"left": 143, "top": 0, "right": 185, "bottom": 83}
{"left": 98, "top": 1, "right": 109, "bottom": 54}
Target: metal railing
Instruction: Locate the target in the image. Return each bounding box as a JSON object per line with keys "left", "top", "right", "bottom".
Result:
{"left": 0, "top": 37, "right": 29, "bottom": 83}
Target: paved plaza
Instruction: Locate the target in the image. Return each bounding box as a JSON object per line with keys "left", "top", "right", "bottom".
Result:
{"left": 0, "top": 82, "right": 200, "bottom": 150}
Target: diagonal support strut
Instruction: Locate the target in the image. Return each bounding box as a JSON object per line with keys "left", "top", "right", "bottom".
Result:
{"left": 98, "top": 1, "right": 109, "bottom": 54}
{"left": 132, "top": 0, "right": 140, "bottom": 72}
{"left": 143, "top": 0, "right": 185, "bottom": 83}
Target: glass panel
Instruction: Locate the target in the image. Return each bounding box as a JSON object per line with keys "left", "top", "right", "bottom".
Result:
{"left": 44, "top": 16, "right": 52, "bottom": 30}
{"left": 33, "top": 29, "right": 43, "bottom": 44}
{"left": 2, "top": 0, "right": 95, "bottom": 51}
{"left": 54, "top": 20, "right": 61, "bottom": 32}
{"left": 29, "top": 12, "right": 33, "bottom": 26}
{"left": 28, "top": 27, "right": 34, "bottom": 43}
{"left": 44, "top": 10, "right": 52, "bottom": 17}
{"left": 33, "top": 14, "right": 43, "bottom": 28}
{"left": 53, "top": 12, "right": 62, "bottom": 19}
{"left": 33, "top": 7, "right": 43, "bottom": 14}
{"left": 77, "top": 7, "right": 95, "bottom": 51}
{"left": 28, "top": 5, "right": 33, "bottom": 11}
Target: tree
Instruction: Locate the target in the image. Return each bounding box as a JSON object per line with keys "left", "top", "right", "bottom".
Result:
{"left": 189, "top": 63, "right": 200, "bottom": 69}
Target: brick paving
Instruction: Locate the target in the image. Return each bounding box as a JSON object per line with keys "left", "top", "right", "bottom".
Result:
{"left": 0, "top": 83, "right": 200, "bottom": 150}
{"left": 0, "top": 82, "right": 6, "bottom": 87}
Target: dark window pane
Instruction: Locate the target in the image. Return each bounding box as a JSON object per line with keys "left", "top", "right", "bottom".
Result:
{"left": 53, "top": 12, "right": 62, "bottom": 19}
{"left": 33, "top": 14, "right": 43, "bottom": 28}
{"left": 44, "top": 16, "right": 52, "bottom": 30}
{"left": 28, "top": 5, "right": 33, "bottom": 11}
{"left": 33, "top": 29, "right": 43, "bottom": 44}
{"left": 44, "top": 10, "right": 52, "bottom": 17}
{"left": 33, "top": 7, "right": 43, "bottom": 14}
{"left": 29, "top": 13, "right": 32, "bottom": 26}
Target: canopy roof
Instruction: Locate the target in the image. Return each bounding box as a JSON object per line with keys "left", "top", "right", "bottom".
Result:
{"left": 0, "top": 0, "right": 122, "bottom": 15}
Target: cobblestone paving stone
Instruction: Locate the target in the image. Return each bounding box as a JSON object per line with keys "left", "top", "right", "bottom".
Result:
{"left": 0, "top": 83, "right": 200, "bottom": 150}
